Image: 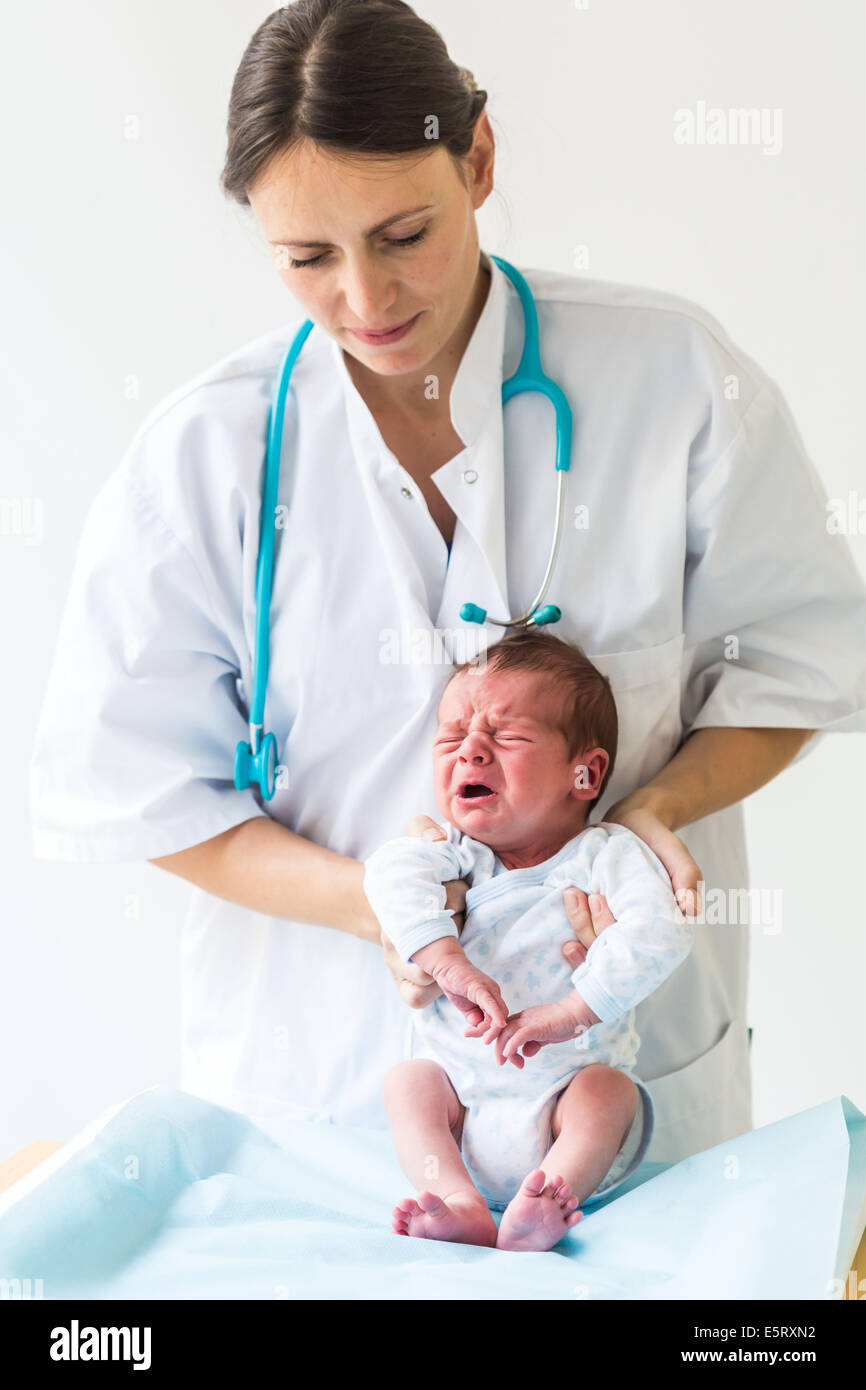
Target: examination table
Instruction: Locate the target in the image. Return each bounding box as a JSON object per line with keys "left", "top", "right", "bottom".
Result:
{"left": 0, "top": 1086, "right": 864, "bottom": 1300}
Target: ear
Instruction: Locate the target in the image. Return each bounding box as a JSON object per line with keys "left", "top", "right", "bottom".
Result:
{"left": 570, "top": 747, "right": 610, "bottom": 802}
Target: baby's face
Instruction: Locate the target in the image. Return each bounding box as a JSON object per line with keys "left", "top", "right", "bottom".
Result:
{"left": 432, "top": 665, "right": 607, "bottom": 855}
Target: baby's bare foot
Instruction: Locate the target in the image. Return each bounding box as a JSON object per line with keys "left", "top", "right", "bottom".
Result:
{"left": 392, "top": 1189, "right": 498, "bottom": 1247}
{"left": 496, "top": 1169, "right": 583, "bottom": 1252}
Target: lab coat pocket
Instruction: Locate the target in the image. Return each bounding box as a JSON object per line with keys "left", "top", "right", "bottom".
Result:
{"left": 640, "top": 1018, "right": 752, "bottom": 1162}
{"left": 585, "top": 632, "right": 685, "bottom": 814}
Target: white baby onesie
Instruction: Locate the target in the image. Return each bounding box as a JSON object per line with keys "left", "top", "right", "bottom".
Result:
{"left": 364, "top": 822, "right": 693, "bottom": 1209}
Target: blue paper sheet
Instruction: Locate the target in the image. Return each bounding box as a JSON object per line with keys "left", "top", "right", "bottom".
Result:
{"left": 0, "top": 1087, "right": 863, "bottom": 1300}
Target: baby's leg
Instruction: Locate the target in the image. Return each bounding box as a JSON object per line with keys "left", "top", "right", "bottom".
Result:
{"left": 383, "top": 1060, "right": 498, "bottom": 1247}
{"left": 496, "top": 1064, "right": 637, "bottom": 1253}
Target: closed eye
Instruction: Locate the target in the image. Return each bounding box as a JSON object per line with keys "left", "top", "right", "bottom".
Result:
{"left": 289, "top": 227, "right": 429, "bottom": 270}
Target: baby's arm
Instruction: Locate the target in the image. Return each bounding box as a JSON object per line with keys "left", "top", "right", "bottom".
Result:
{"left": 363, "top": 835, "right": 507, "bottom": 1032}
{"left": 496, "top": 829, "right": 693, "bottom": 1066}
{"left": 563, "top": 827, "right": 694, "bottom": 1026}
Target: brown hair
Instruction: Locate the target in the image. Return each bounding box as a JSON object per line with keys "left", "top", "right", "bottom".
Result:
{"left": 220, "top": 0, "right": 489, "bottom": 206}
{"left": 447, "top": 631, "right": 619, "bottom": 806}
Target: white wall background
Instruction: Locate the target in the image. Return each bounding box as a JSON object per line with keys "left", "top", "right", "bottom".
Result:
{"left": 2, "top": 0, "right": 864, "bottom": 1152}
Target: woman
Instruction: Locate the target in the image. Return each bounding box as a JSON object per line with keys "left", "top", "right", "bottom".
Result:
{"left": 30, "top": 0, "right": 866, "bottom": 1165}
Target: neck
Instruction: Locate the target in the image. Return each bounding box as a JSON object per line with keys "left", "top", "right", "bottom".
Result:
{"left": 344, "top": 257, "right": 491, "bottom": 418}
{"left": 492, "top": 813, "right": 590, "bottom": 871}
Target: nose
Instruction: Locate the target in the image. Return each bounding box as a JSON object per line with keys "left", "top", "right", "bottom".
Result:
{"left": 458, "top": 731, "right": 494, "bottom": 764}
{"left": 341, "top": 256, "right": 399, "bottom": 326}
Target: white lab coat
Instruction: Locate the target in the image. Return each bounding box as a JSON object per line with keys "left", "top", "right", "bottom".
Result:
{"left": 30, "top": 251, "right": 866, "bottom": 1162}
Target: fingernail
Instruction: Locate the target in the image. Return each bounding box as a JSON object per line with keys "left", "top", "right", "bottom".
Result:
{"left": 423, "top": 827, "right": 440, "bottom": 840}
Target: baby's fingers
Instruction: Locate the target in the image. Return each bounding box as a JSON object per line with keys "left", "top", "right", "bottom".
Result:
{"left": 481, "top": 1016, "right": 506, "bottom": 1046}
{"left": 473, "top": 983, "right": 507, "bottom": 1029}
{"left": 500, "top": 1025, "right": 535, "bottom": 1067}
{"left": 494, "top": 1023, "right": 525, "bottom": 1069}
{"left": 463, "top": 1012, "right": 489, "bottom": 1038}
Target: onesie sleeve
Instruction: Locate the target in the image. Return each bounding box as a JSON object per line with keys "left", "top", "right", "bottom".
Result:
{"left": 551, "top": 828, "right": 694, "bottom": 1024}
{"left": 363, "top": 835, "right": 472, "bottom": 964}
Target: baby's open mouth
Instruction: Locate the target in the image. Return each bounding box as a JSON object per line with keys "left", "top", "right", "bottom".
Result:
{"left": 456, "top": 783, "right": 498, "bottom": 803}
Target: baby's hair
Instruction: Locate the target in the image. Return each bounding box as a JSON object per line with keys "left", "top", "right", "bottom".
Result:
{"left": 447, "top": 631, "right": 618, "bottom": 806}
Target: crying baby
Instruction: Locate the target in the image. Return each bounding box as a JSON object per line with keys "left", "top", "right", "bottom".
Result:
{"left": 363, "top": 631, "right": 692, "bottom": 1252}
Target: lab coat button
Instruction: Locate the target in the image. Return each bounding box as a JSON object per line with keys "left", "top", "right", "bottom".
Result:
{"left": 400, "top": 486, "right": 413, "bottom": 499}
{"left": 462, "top": 469, "right": 479, "bottom": 484}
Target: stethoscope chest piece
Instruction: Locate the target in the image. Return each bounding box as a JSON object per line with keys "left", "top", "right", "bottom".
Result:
{"left": 234, "top": 729, "right": 278, "bottom": 801}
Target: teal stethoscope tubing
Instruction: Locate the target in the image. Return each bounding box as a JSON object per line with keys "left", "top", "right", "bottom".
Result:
{"left": 235, "top": 256, "right": 573, "bottom": 799}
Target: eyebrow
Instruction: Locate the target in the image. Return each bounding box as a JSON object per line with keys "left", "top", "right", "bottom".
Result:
{"left": 269, "top": 204, "right": 435, "bottom": 248}
{"left": 438, "top": 712, "right": 540, "bottom": 730}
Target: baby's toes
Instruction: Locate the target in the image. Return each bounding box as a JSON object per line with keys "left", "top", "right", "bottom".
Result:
{"left": 521, "top": 1168, "right": 548, "bottom": 1197}
{"left": 392, "top": 1197, "right": 420, "bottom": 1228}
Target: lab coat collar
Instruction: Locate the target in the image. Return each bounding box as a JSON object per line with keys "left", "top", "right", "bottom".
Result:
{"left": 323, "top": 251, "right": 519, "bottom": 625}
{"left": 450, "top": 248, "right": 509, "bottom": 446}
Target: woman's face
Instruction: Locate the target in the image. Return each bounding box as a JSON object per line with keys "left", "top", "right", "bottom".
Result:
{"left": 247, "top": 119, "right": 494, "bottom": 379}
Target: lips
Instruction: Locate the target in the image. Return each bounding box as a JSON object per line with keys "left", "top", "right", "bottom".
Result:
{"left": 348, "top": 313, "right": 421, "bottom": 344}
{"left": 456, "top": 781, "right": 499, "bottom": 804}
{"left": 363, "top": 319, "right": 412, "bottom": 334}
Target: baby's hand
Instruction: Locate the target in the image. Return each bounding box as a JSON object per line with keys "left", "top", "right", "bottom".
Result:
{"left": 413, "top": 940, "right": 508, "bottom": 1034}
{"left": 493, "top": 996, "right": 588, "bottom": 1069}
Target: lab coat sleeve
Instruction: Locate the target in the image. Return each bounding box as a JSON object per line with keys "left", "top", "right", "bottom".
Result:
{"left": 550, "top": 828, "right": 694, "bottom": 1025}
{"left": 30, "top": 467, "right": 268, "bottom": 862}
{"left": 682, "top": 382, "right": 866, "bottom": 742}
{"left": 363, "top": 835, "right": 470, "bottom": 965}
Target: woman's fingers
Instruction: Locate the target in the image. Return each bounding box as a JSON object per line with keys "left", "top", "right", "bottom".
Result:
{"left": 384, "top": 933, "right": 443, "bottom": 1008}
{"left": 381, "top": 931, "right": 430, "bottom": 983}
{"left": 561, "top": 887, "right": 618, "bottom": 969}
{"left": 399, "top": 978, "right": 443, "bottom": 1009}
{"left": 670, "top": 857, "right": 703, "bottom": 917}
{"left": 587, "top": 892, "right": 617, "bottom": 929}
{"left": 444, "top": 877, "right": 467, "bottom": 933}
{"left": 561, "top": 886, "right": 614, "bottom": 969}
{"left": 640, "top": 818, "right": 702, "bottom": 914}
{"left": 404, "top": 814, "right": 446, "bottom": 840}
{"left": 606, "top": 806, "right": 703, "bottom": 917}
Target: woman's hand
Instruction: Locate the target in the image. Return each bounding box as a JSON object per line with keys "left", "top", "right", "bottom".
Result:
{"left": 604, "top": 797, "right": 703, "bottom": 916}
{"left": 559, "top": 887, "right": 618, "bottom": 972}
{"left": 379, "top": 815, "right": 468, "bottom": 1010}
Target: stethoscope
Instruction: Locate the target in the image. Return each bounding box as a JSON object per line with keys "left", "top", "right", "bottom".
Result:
{"left": 235, "top": 256, "right": 574, "bottom": 800}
